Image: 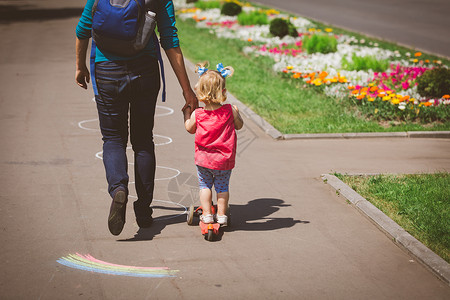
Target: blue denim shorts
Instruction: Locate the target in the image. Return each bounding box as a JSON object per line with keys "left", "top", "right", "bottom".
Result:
{"left": 196, "top": 165, "right": 232, "bottom": 193}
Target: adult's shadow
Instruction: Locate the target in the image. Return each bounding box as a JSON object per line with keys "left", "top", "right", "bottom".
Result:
{"left": 117, "top": 205, "right": 186, "bottom": 242}
{"left": 228, "top": 198, "right": 309, "bottom": 232}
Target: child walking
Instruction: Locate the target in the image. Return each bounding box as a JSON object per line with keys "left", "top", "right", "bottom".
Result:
{"left": 183, "top": 62, "right": 243, "bottom": 226}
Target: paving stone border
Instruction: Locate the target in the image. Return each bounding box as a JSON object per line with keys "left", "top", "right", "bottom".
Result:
{"left": 321, "top": 173, "right": 450, "bottom": 285}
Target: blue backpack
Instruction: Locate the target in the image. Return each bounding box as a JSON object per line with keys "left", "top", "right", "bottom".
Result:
{"left": 90, "top": 0, "right": 166, "bottom": 101}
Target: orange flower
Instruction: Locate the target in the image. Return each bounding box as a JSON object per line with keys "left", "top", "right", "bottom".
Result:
{"left": 361, "top": 87, "right": 369, "bottom": 93}
{"left": 443, "top": 95, "right": 450, "bottom": 99}
{"left": 414, "top": 52, "right": 422, "bottom": 57}
{"left": 348, "top": 86, "right": 355, "bottom": 90}
{"left": 352, "top": 90, "right": 360, "bottom": 95}
{"left": 356, "top": 95, "right": 365, "bottom": 100}
{"left": 319, "top": 71, "right": 328, "bottom": 79}
{"left": 423, "top": 102, "right": 432, "bottom": 106}
{"left": 248, "top": 38, "right": 253, "bottom": 42}
{"left": 292, "top": 73, "right": 301, "bottom": 79}
{"left": 401, "top": 95, "right": 410, "bottom": 102}
{"left": 369, "top": 86, "right": 378, "bottom": 92}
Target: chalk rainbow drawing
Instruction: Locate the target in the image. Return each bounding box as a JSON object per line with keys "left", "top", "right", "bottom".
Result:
{"left": 57, "top": 253, "right": 179, "bottom": 278}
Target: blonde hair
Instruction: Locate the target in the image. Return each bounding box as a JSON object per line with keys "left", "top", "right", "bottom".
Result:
{"left": 194, "top": 61, "right": 234, "bottom": 104}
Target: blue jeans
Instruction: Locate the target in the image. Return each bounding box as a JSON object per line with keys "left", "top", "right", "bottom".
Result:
{"left": 95, "top": 56, "right": 160, "bottom": 214}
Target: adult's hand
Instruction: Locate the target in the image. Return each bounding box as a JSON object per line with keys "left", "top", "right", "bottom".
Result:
{"left": 182, "top": 88, "right": 198, "bottom": 112}
{"left": 76, "top": 66, "right": 90, "bottom": 89}
{"left": 75, "top": 37, "right": 90, "bottom": 89}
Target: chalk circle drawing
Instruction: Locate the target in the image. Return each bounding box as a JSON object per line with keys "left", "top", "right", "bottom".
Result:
{"left": 78, "top": 121, "right": 172, "bottom": 146}
{"left": 127, "top": 197, "right": 187, "bottom": 221}
{"left": 78, "top": 118, "right": 99, "bottom": 131}
{"left": 57, "top": 253, "right": 179, "bottom": 278}
{"left": 128, "top": 165, "right": 180, "bottom": 184}
{"left": 155, "top": 105, "right": 174, "bottom": 117}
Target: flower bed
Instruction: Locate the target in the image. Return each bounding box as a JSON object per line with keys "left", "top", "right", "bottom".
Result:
{"left": 176, "top": 0, "right": 449, "bottom": 123}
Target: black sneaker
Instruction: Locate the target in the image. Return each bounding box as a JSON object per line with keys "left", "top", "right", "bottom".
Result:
{"left": 133, "top": 201, "right": 153, "bottom": 228}
{"left": 108, "top": 189, "right": 127, "bottom": 236}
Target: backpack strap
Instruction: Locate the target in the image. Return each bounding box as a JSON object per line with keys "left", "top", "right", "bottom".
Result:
{"left": 90, "top": 39, "right": 99, "bottom": 96}
{"left": 153, "top": 32, "right": 166, "bottom": 102}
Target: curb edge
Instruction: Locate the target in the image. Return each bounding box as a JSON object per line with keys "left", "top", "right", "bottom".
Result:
{"left": 321, "top": 173, "right": 450, "bottom": 286}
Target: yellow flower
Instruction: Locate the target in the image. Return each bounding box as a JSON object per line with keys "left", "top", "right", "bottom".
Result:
{"left": 308, "top": 28, "right": 316, "bottom": 32}
{"left": 325, "top": 28, "right": 333, "bottom": 33}
{"left": 382, "top": 96, "right": 390, "bottom": 101}
{"left": 391, "top": 98, "right": 400, "bottom": 104}
{"left": 286, "top": 66, "right": 294, "bottom": 70}
{"left": 412, "top": 59, "right": 419, "bottom": 63}
{"left": 374, "top": 108, "right": 379, "bottom": 114}
{"left": 368, "top": 97, "right": 375, "bottom": 102}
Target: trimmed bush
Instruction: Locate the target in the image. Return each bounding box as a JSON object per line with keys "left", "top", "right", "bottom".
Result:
{"left": 195, "top": 1, "right": 221, "bottom": 9}
{"left": 269, "top": 18, "right": 297, "bottom": 38}
{"left": 237, "top": 10, "right": 269, "bottom": 26}
{"left": 417, "top": 68, "right": 450, "bottom": 98}
{"left": 342, "top": 54, "right": 389, "bottom": 72}
{"left": 221, "top": 2, "right": 242, "bottom": 16}
{"left": 302, "top": 34, "right": 337, "bottom": 54}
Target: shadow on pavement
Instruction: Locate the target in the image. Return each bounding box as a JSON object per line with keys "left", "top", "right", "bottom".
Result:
{"left": 117, "top": 206, "right": 186, "bottom": 242}
{"left": 118, "top": 198, "right": 309, "bottom": 241}
{"left": 0, "top": 5, "right": 83, "bottom": 23}
{"left": 228, "top": 198, "right": 310, "bottom": 232}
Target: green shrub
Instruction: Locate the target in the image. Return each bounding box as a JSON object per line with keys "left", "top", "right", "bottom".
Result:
{"left": 302, "top": 34, "right": 337, "bottom": 54}
{"left": 195, "top": 0, "right": 221, "bottom": 9}
{"left": 221, "top": 2, "right": 242, "bottom": 16}
{"left": 269, "top": 18, "right": 297, "bottom": 38}
{"left": 288, "top": 22, "right": 298, "bottom": 37}
{"left": 417, "top": 68, "right": 450, "bottom": 98}
{"left": 342, "top": 54, "right": 389, "bottom": 72}
{"left": 237, "top": 10, "right": 269, "bottom": 25}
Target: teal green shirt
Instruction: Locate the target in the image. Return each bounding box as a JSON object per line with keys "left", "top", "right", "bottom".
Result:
{"left": 76, "top": 0, "right": 179, "bottom": 62}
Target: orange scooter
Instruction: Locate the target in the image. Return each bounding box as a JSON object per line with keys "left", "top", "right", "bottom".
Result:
{"left": 187, "top": 204, "right": 230, "bottom": 241}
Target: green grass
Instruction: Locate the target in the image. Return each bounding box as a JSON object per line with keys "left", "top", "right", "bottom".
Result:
{"left": 176, "top": 18, "right": 450, "bottom": 133}
{"left": 336, "top": 173, "right": 450, "bottom": 263}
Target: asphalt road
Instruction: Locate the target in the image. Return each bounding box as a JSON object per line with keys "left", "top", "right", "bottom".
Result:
{"left": 254, "top": 0, "right": 450, "bottom": 58}
{"left": 0, "top": 0, "right": 449, "bottom": 299}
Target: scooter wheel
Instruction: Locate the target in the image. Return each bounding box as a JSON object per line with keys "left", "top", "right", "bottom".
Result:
{"left": 207, "top": 229, "right": 214, "bottom": 241}
{"left": 187, "top": 204, "right": 195, "bottom": 225}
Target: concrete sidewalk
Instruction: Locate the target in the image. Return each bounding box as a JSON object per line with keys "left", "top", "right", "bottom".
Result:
{"left": 1, "top": 1, "right": 449, "bottom": 299}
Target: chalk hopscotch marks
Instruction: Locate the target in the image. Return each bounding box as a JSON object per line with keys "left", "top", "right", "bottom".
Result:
{"left": 155, "top": 105, "right": 174, "bottom": 117}
{"left": 57, "top": 253, "right": 179, "bottom": 278}
{"left": 78, "top": 118, "right": 98, "bottom": 132}
{"left": 95, "top": 149, "right": 180, "bottom": 181}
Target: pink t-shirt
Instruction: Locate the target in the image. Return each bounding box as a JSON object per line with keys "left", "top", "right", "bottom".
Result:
{"left": 195, "top": 104, "right": 236, "bottom": 170}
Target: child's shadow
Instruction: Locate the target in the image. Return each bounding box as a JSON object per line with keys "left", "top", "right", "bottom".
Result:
{"left": 228, "top": 198, "right": 309, "bottom": 232}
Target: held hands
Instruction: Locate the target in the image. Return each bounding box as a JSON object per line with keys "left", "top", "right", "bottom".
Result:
{"left": 182, "top": 88, "right": 198, "bottom": 112}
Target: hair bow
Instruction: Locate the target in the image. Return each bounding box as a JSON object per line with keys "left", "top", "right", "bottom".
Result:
{"left": 197, "top": 66, "right": 208, "bottom": 76}
{"left": 216, "top": 63, "right": 232, "bottom": 78}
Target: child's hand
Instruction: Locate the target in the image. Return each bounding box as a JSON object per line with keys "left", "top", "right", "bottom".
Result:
{"left": 232, "top": 105, "right": 239, "bottom": 112}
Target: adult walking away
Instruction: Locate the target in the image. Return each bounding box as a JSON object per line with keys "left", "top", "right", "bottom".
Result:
{"left": 75, "top": 0, "right": 198, "bottom": 236}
